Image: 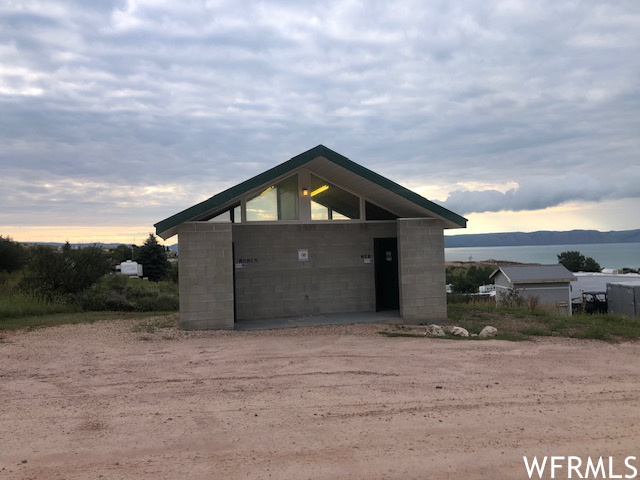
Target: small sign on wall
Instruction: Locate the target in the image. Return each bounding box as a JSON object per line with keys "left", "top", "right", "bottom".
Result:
{"left": 238, "top": 258, "right": 258, "bottom": 264}
{"left": 298, "top": 249, "right": 309, "bottom": 262}
{"left": 235, "top": 258, "right": 257, "bottom": 269}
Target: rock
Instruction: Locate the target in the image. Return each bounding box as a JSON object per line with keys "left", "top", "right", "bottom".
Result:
{"left": 451, "top": 326, "right": 469, "bottom": 337}
{"left": 426, "top": 324, "right": 445, "bottom": 337}
{"left": 471, "top": 333, "right": 478, "bottom": 337}
{"left": 479, "top": 326, "right": 498, "bottom": 338}
{"left": 441, "top": 325, "right": 455, "bottom": 334}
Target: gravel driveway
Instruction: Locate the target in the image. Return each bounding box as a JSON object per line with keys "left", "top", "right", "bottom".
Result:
{"left": 1, "top": 317, "right": 639, "bottom": 479}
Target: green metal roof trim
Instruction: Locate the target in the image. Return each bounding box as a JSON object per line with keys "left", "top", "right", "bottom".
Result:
{"left": 155, "top": 145, "right": 467, "bottom": 237}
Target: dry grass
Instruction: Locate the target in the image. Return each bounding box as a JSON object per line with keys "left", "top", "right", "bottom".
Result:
{"left": 446, "top": 302, "right": 640, "bottom": 341}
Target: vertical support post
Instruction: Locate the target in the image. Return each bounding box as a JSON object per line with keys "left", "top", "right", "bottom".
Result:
{"left": 177, "top": 222, "right": 234, "bottom": 329}
{"left": 397, "top": 218, "right": 447, "bottom": 324}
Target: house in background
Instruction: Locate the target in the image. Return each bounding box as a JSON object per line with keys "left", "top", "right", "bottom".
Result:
{"left": 490, "top": 264, "right": 576, "bottom": 315}
{"left": 155, "top": 145, "right": 466, "bottom": 329}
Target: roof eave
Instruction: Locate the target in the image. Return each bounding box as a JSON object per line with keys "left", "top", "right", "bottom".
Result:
{"left": 155, "top": 145, "right": 467, "bottom": 238}
{"left": 512, "top": 278, "right": 577, "bottom": 284}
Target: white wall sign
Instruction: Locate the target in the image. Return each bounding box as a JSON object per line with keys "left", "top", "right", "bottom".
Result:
{"left": 298, "top": 249, "right": 309, "bottom": 262}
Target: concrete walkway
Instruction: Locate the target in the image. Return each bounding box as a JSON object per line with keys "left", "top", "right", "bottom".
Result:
{"left": 235, "top": 310, "right": 401, "bottom": 331}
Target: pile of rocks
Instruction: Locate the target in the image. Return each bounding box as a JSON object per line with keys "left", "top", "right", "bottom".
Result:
{"left": 424, "top": 324, "right": 498, "bottom": 338}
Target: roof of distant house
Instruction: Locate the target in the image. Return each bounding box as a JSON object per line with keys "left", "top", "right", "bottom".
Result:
{"left": 490, "top": 264, "right": 577, "bottom": 283}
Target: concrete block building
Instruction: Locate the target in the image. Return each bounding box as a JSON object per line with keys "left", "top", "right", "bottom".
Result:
{"left": 155, "top": 145, "right": 466, "bottom": 329}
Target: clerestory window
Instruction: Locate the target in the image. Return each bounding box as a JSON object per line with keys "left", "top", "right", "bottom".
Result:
{"left": 246, "top": 174, "right": 299, "bottom": 221}
{"left": 310, "top": 174, "right": 360, "bottom": 220}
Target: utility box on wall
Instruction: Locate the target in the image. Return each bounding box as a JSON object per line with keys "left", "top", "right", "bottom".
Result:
{"left": 607, "top": 283, "right": 640, "bottom": 318}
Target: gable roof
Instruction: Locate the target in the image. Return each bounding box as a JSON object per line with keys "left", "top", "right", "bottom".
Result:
{"left": 155, "top": 145, "right": 467, "bottom": 239}
{"left": 490, "top": 264, "right": 577, "bottom": 284}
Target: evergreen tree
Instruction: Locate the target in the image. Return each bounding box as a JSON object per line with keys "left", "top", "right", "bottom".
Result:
{"left": 557, "top": 250, "right": 601, "bottom": 272}
{"left": 0, "top": 235, "right": 28, "bottom": 273}
{"left": 109, "top": 244, "right": 139, "bottom": 264}
{"left": 445, "top": 265, "right": 494, "bottom": 293}
{"left": 557, "top": 251, "right": 584, "bottom": 271}
{"left": 137, "top": 234, "right": 169, "bottom": 281}
{"left": 582, "top": 256, "right": 602, "bottom": 273}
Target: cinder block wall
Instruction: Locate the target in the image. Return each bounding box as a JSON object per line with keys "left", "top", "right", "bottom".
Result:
{"left": 177, "top": 222, "right": 234, "bottom": 329}
{"left": 232, "top": 222, "right": 396, "bottom": 320}
{"left": 397, "top": 218, "right": 447, "bottom": 323}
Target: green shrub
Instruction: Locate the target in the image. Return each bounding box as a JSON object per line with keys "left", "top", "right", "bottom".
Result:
{"left": 22, "top": 244, "right": 111, "bottom": 296}
{"left": 0, "top": 236, "right": 28, "bottom": 273}
{"left": 135, "top": 293, "right": 179, "bottom": 312}
{"left": 105, "top": 292, "right": 135, "bottom": 311}
{"left": 78, "top": 275, "right": 178, "bottom": 312}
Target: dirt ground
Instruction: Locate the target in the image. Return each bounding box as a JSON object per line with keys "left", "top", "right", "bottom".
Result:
{"left": 1, "top": 317, "right": 639, "bottom": 480}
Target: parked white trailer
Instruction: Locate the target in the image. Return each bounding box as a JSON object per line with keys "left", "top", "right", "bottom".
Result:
{"left": 119, "top": 260, "right": 143, "bottom": 277}
{"left": 572, "top": 272, "right": 640, "bottom": 300}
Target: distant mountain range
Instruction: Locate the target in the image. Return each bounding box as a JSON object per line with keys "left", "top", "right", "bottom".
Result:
{"left": 20, "top": 229, "right": 640, "bottom": 250}
{"left": 445, "top": 229, "right": 640, "bottom": 248}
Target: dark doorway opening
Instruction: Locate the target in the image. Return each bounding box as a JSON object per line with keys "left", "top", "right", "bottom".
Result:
{"left": 374, "top": 237, "right": 399, "bottom": 311}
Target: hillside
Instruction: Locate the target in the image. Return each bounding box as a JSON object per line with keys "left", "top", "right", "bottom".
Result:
{"left": 445, "top": 229, "right": 640, "bottom": 248}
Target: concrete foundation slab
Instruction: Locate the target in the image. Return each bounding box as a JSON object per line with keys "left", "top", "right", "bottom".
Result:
{"left": 235, "top": 310, "right": 402, "bottom": 331}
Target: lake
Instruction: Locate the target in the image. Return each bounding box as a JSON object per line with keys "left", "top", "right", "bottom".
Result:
{"left": 444, "top": 242, "right": 640, "bottom": 269}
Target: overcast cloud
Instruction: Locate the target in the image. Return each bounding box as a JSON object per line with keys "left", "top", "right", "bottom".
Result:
{"left": 1, "top": 0, "right": 639, "bottom": 238}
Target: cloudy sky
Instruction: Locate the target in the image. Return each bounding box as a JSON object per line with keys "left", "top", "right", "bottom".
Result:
{"left": 1, "top": 0, "right": 639, "bottom": 244}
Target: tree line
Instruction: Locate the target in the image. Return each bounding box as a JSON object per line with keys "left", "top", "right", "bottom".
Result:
{"left": 0, "top": 233, "right": 173, "bottom": 297}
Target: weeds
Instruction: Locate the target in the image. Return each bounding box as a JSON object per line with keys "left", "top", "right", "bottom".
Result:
{"left": 0, "top": 311, "right": 174, "bottom": 331}
{"left": 445, "top": 302, "right": 640, "bottom": 342}
{"left": 378, "top": 331, "right": 425, "bottom": 338}
{"left": 500, "top": 287, "right": 526, "bottom": 308}
{"left": 131, "top": 316, "right": 177, "bottom": 333}
{"left": 519, "top": 326, "right": 552, "bottom": 337}
{"left": 0, "top": 289, "right": 78, "bottom": 319}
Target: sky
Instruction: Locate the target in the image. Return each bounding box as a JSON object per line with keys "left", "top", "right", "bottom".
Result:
{"left": 1, "top": 0, "right": 639, "bottom": 244}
